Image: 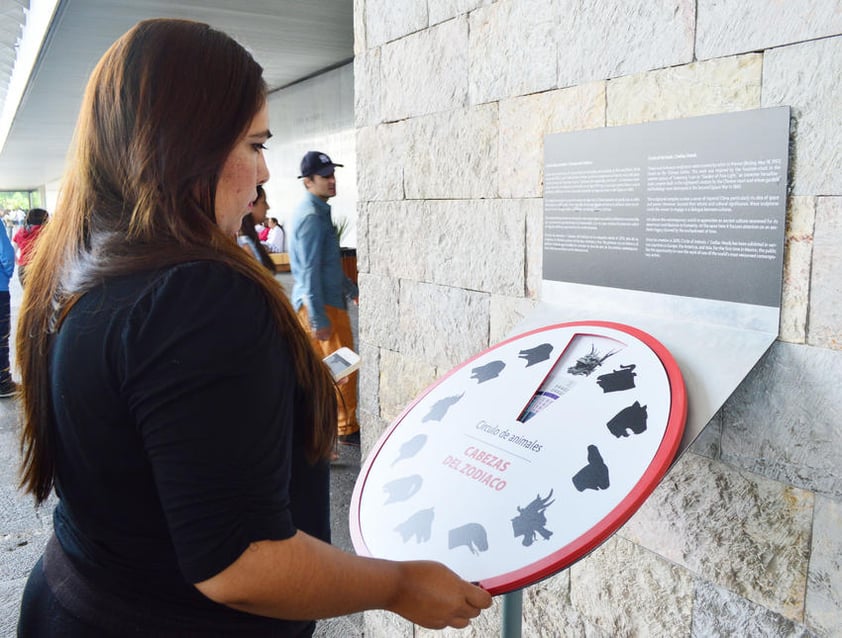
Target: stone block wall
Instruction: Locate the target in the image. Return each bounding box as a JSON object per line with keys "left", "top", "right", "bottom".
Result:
{"left": 353, "top": 0, "right": 841, "bottom": 635}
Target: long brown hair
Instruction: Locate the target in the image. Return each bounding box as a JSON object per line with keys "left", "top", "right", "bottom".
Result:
{"left": 17, "top": 19, "right": 337, "bottom": 504}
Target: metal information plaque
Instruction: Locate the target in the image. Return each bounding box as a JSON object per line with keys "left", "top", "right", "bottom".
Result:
{"left": 543, "top": 107, "right": 790, "bottom": 308}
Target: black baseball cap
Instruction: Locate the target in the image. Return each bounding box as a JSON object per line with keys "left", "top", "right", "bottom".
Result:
{"left": 298, "top": 151, "right": 343, "bottom": 178}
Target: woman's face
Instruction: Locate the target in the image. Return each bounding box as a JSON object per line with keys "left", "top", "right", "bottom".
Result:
{"left": 214, "top": 102, "right": 271, "bottom": 237}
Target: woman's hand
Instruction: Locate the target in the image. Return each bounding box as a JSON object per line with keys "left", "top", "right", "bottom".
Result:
{"left": 387, "top": 560, "right": 492, "bottom": 629}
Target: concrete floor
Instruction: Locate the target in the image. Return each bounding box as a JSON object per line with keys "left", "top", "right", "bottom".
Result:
{"left": 0, "top": 269, "right": 364, "bottom": 637}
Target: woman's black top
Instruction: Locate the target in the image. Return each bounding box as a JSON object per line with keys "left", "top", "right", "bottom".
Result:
{"left": 46, "top": 261, "right": 329, "bottom": 636}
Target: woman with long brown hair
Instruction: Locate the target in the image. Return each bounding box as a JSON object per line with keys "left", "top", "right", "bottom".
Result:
{"left": 16, "top": 18, "right": 489, "bottom": 636}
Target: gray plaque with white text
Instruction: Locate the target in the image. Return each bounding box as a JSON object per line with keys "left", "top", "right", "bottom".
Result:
{"left": 543, "top": 107, "right": 790, "bottom": 308}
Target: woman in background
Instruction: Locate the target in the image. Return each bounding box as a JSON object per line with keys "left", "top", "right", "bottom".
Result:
{"left": 239, "top": 186, "right": 275, "bottom": 272}
{"left": 12, "top": 207, "right": 48, "bottom": 287}
{"left": 16, "top": 18, "right": 489, "bottom": 637}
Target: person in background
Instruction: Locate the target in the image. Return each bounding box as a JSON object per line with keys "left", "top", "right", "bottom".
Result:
{"left": 238, "top": 186, "right": 275, "bottom": 272}
{"left": 263, "top": 216, "right": 285, "bottom": 253}
{"left": 15, "top": 18, "right": 489, "bottom": 636}
{"left": 0, "top": 226, "right": 15, "bottom": 398}
{"left": 289, "top": 151, "right": 360, "bottom": 447}
{"left": 12, "top": 207, "right": 48, "bottom": 287}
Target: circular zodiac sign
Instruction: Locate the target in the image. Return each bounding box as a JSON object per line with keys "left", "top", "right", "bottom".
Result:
{"left": 351, "top": 321, "right": 686, "bottom": 594}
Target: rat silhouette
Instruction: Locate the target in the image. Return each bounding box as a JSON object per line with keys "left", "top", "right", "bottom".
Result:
{"left": 572, "top": 445, "right": 610, "bottom": 491}
{"left": 518, "top": 343, "right": 553, "bottom": 367}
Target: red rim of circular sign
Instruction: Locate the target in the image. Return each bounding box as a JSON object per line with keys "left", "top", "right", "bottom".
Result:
{"left": 350, "top": 320, "right": 687, "bottom": 595}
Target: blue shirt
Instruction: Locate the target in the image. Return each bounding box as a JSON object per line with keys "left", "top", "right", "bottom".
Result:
{"left": 289, "top": 191, "right": 358, "bottom": 331}
{"left": 0, "top": 228, "right": 15, "bottom": 291}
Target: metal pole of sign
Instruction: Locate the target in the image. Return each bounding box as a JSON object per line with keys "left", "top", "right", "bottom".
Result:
{"left": 501, "top": 590, "right": 523, "bottom": 638}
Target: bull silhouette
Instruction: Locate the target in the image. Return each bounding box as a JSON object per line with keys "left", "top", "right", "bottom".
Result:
{"left": 448, "top": 523, "right": 489, "bottom": 555}
{"left": 511, "top": 490, "right": 554, "bottom": 547}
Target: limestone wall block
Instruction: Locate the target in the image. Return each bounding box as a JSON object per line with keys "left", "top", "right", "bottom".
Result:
{"left": 762, "top": 37, "right": 842, "bottom": 196}
{"left": 692, "top": 581, "right": 816, "bottom": 636}
{"left": 490, "top": 295, "right": 538, "bottom": 344}
{"left": 415, "top": 598, "right": 502, "bottom": 637}
{"left": 688, "top": 409, "right": 723, "bottom": 460}
{"left": 356, "top": 201, "right": 370, "bottom": 273}
{"left": 606, "top": 54, "right": 762, "bottom": 127}
{"left": 523, "top": 570, "right": 612, "bottom": 637}
{"left": 525, "top": 197, "right": 543, "bottom": 298}
{"left": 381, "top": 18, "right": 469, "bottom": 122}
{"left": 356, "top": 340, "right": 381, "bottom": 427}
{"left": 722, "top": 341, "right": 842, "bottom": 497}
{"left": 779, "top": 197, "right": 815, "bottom": 344}
{"left": 353, "top": 0, "right": 367, "bottom": 55}
{"left": 468, "top": 0, "right": 559, "bottom": 105}
{"left": 620, "top": 453, "right": 813, "bottom": 620}
{"left": 365, "top": 201, "right": 430, "bottom": 281}
{"left": 403, "top": 105, "right": 498, "bottom": 200}
{"left": 356, "top": 124, "right": 407, "bottom": 202}
{"left": 569, "top": 536, "right": 694, "bottom": 636}
{"left": 808, "top": 197, "right": 842, "bottom": 350}
{"left": 358, "top": 273, "right": 401, "bottom": 351}
{"left": 364, "top": 0, "right": 428, "bottom": 49}
{"left": 806, "top": 495, "right": 842, "bottom": 636}
{"left": 499, "top": 83, "right": 606, "bottom": 199}
{"left": 428, "top": 0, "right": 494, "bottom": 26}
{"left": 557, "top": 0, "right": 695, "bottom": 88}
{"left": 426, "top": 199, "right": 525, "bottom": 296}
{"left": 697, "top": 0, "right": 842, "bottom": 60}
{"left": 398, "top": 280, "right": 491, "bottom": 369}
{"left": 377, "top": 348, "right": 438, "bottom": 423}
{"left": 354, "top": 50, "right": 380, "bottom": 128}
{"left": 362, "top": 609, "right": 413, "bottom": 638}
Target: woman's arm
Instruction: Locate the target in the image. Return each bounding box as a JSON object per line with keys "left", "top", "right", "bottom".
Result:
{"left": 195, "top": 530, "right": 492, "bottom": 630}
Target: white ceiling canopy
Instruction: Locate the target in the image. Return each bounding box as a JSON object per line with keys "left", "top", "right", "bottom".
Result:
{"left": 0, "top": 0, "right": 354, "bottom": 190}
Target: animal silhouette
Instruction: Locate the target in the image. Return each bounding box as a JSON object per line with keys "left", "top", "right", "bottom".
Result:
{"left": 607, "top": 401, "right": 648, "bottom": 437}
{"left": 518, "top": 343, "right": 553, "bottom": 367}
{"left": 567, "top": 344, "right": 618, "bottom": 376}
{"left": 448, "top": 523, "right": 489, "bottom": 555}
{"left": 470, "top": 360, "right": 506, "bottom": 383}
{"left": 392, "top": 434, "right": 427, "bottom": 466}
{"left": 394, "top": 508, "right": 434, "bottom": 543}
{"left": 511, "top": 491, "right": 555, "bottom": 547}
{"left": 572, "top": 445, "right": 610, "bottom": 491}
{"left": 596, "top": 364, "right": 637, "bottom": 393}
{"left": 423, "top": 394, "right": 464, "bottom": 422}
{"left": 383, "top": 475, "right": 423, "bottom": 504}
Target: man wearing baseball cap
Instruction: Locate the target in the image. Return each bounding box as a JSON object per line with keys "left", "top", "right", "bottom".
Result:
{"left": 289, "top": 151, "right": 360, "bottom": 448}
